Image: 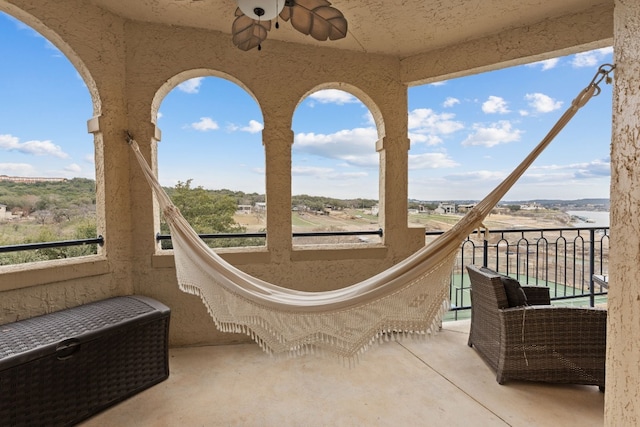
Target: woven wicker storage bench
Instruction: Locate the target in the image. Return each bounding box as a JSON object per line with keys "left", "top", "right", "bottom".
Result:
{"left": 0, "top": 295, "right": 170, "bottom": 426}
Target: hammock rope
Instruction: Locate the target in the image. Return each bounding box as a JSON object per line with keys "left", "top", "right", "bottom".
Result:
{"left": 126, "top": 64, "right": 614, "bottom": 359}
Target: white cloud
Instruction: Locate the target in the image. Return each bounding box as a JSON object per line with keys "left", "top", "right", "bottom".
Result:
{"left": 177, "top": 77, "right": 204, "bottom": 94}
{"left": 191, "top": 117, "right": 219, "bottom": 131}
{"left": 445, "top": 170, "right": 507, "bottom": 182}
{"left": 335, "top": 153, "right": 379, "bottom": 168}
{"left": 292, "top": 165, "right": 334, "bottom": 176}
{"left": 461, "top": 120, "right": 523, "bottom": 147}
{"left": 0, "top": 134, "right": 69, "bottom": 158}
{"left": 44, "top": 39, "right": 62, "bottom": 56}
{"left": 482, "top": 96, "right": 510, "bottom": 114}
{"left": 308, "top": 89, "right": 359, "bottom": 105}
{"left": 294, "top": 127, "right": 378, "bottom": 167}
{"left": 64, "top": 163, "right": 82, "bottom": 173}
{"left": 443, "top": 97, "right": 460, "bottom": 108}
{"left": 409, "top": 133, "right": 442, "bottom": 146}
{"left": 292, "top": 165, "right": 368, "bottom": 180}
{"left": 363, "top": 111, "right": 375, "bottom": 126}
{"left": 9, "top": 16, "right": 63, "bottom": 56}
{"left": 408, "top": 108, "right": 464, "bottom": 138}
{"left": 240, "top": 120, "right": 263, "bottom": 133}
{"left": 83, "top": 154, "right": 95, "bottom": 164}
{"left": 409, "top": 152, "right": 459, "bottom": 170}
{"left": 571, "top": 47, "right": 613, "bottom": 68}
{"left": 12, "top": 17, "right": 34, "bottom": 32}
{"left": 0, "top": 163, "right": 35, "bottom": 175}
{"left": 526, "top": 58, "right": 560, "bottom": 71}
{"left": 524, "top": 93, "right": 563, "bottom": 113}
{"left": 574, "top": 159, "right": 611, "bottom": 178}
{"left": 529, "top": 158, "right": 611, "bottom": 180}
{"left": 157, "top": 112, "right": 164, "bottom": 120}
{"left": 429, "top": 81, "right": 447, "bottom": 87}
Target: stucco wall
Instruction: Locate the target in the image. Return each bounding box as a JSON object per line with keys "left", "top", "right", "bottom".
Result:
{"left": 121, "top": 20, "right": 425, "bottom": 345}
{"left": 606, "top": 1, "right": 640, "bottom": 424}
{"left": 401, "top": 3, "right": 613, "bottom": 85}
{"left": 0, "top": 1, "right": 426, "bottom": 345}
{"left": 0, "top": 0, "right": 133, "bottom": 320}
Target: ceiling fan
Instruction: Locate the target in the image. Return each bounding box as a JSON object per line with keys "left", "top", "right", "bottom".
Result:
{"left": 232, "top": 0, "right": 348, "bottom": 51}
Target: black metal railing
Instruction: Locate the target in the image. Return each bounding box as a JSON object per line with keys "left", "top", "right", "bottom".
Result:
{"left": 1, "top": 226, "right": 608, "bottom": 316}
{"left": 445, "top": 226, "right": 609, "bottom": 319}
{"left": 0, "top": 236, "right": 104, "bottom": 253}
{"left": 155, "top": 228, "right": 384, "bottom": 241}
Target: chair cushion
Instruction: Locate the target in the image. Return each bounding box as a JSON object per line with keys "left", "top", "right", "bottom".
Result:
{"left": 501, "top": 276, "right": 528, "bottom": 307}
{"left": 480, "top": 267, "right": 528, "bottom": 307}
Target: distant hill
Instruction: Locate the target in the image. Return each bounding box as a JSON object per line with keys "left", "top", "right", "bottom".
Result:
{"left": 0, "top": 177, "right": 609, "bottom": 212}
{"left": 409, "top": 198, "right": 609, "bottom": 210}
{"left": 0, "top": 178, "right": 96, "bottom": 213}
{"left": 504, "top": 199, "right": 610, "bottom": 210}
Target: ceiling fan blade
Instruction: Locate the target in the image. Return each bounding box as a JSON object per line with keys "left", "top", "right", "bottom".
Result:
{"left": 232, "top": 8, "right": 272, "bottom": 51}
{"left": 283, "top": 0, "right": 347, "bottom": 41}
{"left": 279, "top": 2, "right": 293, "bottom": 22}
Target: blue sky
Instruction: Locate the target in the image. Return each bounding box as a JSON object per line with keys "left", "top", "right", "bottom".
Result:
{"left": 0, "top": 11, "right": 614, "bottom": 202}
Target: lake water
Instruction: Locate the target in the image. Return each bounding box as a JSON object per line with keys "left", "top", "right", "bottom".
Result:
{"left": 566, "top": 210, "right": 610, "bottom": 227}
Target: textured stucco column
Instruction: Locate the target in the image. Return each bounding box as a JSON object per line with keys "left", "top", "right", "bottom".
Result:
{"left": 378, "top": 135, "right": 414, "bottom": 256}
{"left": 127, "top": 123, "right": 163, "bottom": 270}
{"left": 262, "top": 123, "right": 294, "bottom": 262}
{"left": 606, "top": 1, "right": 640, "bottom": 424}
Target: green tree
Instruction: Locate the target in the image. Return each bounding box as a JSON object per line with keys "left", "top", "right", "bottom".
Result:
{"left": 161, "top": 179, "right": 248, "bottom": 249}
{"left": 74, "top": 218, "right": 98, "bottom": 239}
{"left": 170, "top": 180, "right": 242, "bottom": 234}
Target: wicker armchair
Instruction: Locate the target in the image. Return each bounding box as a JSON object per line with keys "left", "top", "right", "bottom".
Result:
{"left": 466, "top": 265, "right": 606, "bottom": 389}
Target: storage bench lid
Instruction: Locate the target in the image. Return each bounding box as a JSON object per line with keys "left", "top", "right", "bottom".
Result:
{"left": 0, "top": 295, "right": 170, "bottom": 369}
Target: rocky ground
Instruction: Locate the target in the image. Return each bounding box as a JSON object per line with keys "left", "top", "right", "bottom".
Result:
{"left": 235, "top": 208, "right": 574, "bottom": 235}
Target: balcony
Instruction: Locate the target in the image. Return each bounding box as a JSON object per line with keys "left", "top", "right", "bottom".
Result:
{"left": 81, "top": 319, "right": 604, "bottom": 426}
{"left": 0, "top": 225, "right": 609, "bottom": 425}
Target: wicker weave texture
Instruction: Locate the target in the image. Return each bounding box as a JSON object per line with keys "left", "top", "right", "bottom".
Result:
{"left": 466, "top": 265, "right": 606, "bottom": 388}
{"left": 0, "top": 296, "right": 170, "bottom": 426}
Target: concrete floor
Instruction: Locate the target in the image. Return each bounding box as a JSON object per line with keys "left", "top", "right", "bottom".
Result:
{"left": 81, "top": 320, "right": 604, "bottom": 427}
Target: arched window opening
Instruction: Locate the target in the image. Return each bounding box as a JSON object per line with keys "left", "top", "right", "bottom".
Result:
{"left": 407, "top": 48, "right": 613, "bottom": 240}
{"left": 291, "top": 89, "right": 381, "bottom": 246}
{"left": 157, "top": 76, "right": 266, "bottom": 249}
{"left": 0, "top": 12, "right": 97, "bottom": 265}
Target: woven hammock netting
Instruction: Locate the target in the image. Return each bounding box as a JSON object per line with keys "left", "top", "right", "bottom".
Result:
{"left": 128, "top": 65, "right": 611, "bottom": 360}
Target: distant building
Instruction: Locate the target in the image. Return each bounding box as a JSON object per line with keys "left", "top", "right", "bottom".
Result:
{"left": 520, "top": 203, "right": 541, "bottom": 210}
{"left": 0, "top": 175, "right": 67, "bottom": 184}
{"left": 236, "top": 204, "right": 252, "bottom": 214}
{"left": 491, "top": 206, "right": 510, "bottom": 215}
{"left": 366, "top": 204, "right": 379, "bottom": 216}
{"left": 457, "top": 203, "right": 476, "bottom": 213}
{"left": 434, "top": 202, "right": 456, "bottom": 214}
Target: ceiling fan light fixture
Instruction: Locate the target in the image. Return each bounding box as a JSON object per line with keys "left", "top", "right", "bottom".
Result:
{"left": 231, "top": 0, "right": 348, "bottom": 51}
{"left": 236, "top": 0, "right": 285, "bottom": 21}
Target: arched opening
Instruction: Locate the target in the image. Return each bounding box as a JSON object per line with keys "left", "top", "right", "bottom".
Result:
{"left": 0, "top": 11, "right": 99, "bottom": 265}
{"left": 291, "top": 86, "right": 383, "bottom": 246}
{"left": 154, "top": 73, "right": 266, "bottom": 249}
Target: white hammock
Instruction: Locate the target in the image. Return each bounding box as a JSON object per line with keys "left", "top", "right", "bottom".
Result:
{"left": 128, "top": 67, "right": 609, "bottom": 360}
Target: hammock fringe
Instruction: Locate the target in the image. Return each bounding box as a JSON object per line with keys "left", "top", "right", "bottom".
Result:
{"left": 178, "top": 270, "right": 452, "bottom": 362}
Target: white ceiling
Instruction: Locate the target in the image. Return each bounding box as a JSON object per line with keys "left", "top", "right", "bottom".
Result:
{"left": 88, "top": 0, "right": 610, "bottom": 58}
